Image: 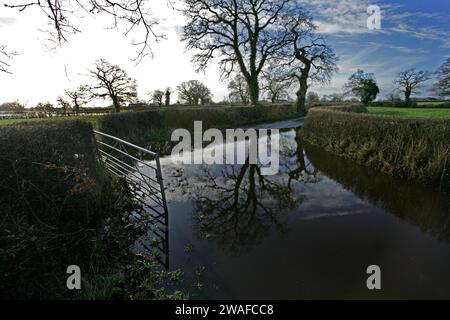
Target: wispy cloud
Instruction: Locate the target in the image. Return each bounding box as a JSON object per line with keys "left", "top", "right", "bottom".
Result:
{"left": 298, "top": 0, "right": 375, "bottom": 35}
{"left": 388, "top": 24, "right": 450, "bottom": 48}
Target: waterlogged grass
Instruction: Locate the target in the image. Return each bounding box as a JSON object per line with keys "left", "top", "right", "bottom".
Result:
{"left": 368, "top": 107, "right": 450, "bottom": 118}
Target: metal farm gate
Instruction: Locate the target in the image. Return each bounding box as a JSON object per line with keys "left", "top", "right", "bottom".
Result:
{"left": 93, "top": 130, "right": 169, "bottom": 269}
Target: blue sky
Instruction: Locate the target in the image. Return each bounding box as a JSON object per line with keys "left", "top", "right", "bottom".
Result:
{"left": 0, "top": 0, "right": 449, "bottom": 105}
{"left": 301, "top": 0, "right": 450, "bottom": 98}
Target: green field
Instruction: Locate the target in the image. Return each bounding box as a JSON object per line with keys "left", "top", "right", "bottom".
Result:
{"left": 368, "top": 107, "right": 450, "bottom": 118}
{"left": 416, "top": 101, "right": 449, "bottom": 107}
{"left": 0, "top": 114, "right": 102, "bottom": 126}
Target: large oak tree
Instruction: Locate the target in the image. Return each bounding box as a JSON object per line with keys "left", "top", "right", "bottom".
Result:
{"left": 65, "top": 85, "right": 89, "bottom": 115}
{"left": 181, "top": 0, "right": 295, "bottom": 105}
{"left": 394, "top": 68, "right": 430, "bottom": 106}
{"left": 288, "top": 14, "right": 337, "bottom": 115}
{"left": 177, "top": 80, "right": 212, "bottom": 105}
{"left": 89, "top": 59, "right": 138, "bottom": 113}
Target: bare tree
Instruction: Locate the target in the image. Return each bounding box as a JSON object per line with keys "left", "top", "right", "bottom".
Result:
{"left": 394, "top": 68, "right": 431, "bottom": 106}
{"left": 0, "top": 101, "right": 25, "bottom": 112}
{"left": 89, "top": 59, "right": 138, "bottom": 113}
{"left": 228, "top": 74, "right": 249, "bottom": 104}
{"left": 56, "top": 96, "right": 71, "bottom": 115}
{"left": 65, "top": 85, "right": 89, "bottom": 115}
{"left": 289, "top": 14, "right": 338, "bottom": 115}
{"left": 4, "top": 1, "right": 164, "bottom": 62}
{"left": 177, "top": 80, "right": 212, "bottom": 105}
{"left": 151, "top": 90, "right": 164, "bottom": 107}
{"left": 261, "top": 68, "right": 294, "bottom": 103}
{"left": 306, "top": 91, "right": 320, "bottom": 105}
{"left": 432, "top": 58, "right": 450, "bottom": 99}
{"left": 0, "top": 44, "right": 17, "bottom": 74}
{"left": 181, "top": 0, "right": 295, "bottom": 105}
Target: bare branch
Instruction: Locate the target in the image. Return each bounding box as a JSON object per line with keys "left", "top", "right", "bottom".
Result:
{"left": 0, "top": 44, "right": 18, "bottom": 74}
{"left": 4, "top": 0, "right": 165, "bottom": 62}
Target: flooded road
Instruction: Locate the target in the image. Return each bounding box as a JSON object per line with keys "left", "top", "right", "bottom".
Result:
{"left": 156, "top": 123, "right": 450, "bottom": 299}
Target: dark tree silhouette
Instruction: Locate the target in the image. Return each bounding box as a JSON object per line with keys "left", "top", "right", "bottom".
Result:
{"left": 56, "top": 96, "right": 71, "bottom": 115}
{"left": 4, "top": 1, "right": 163, "bottom": 62}
{"left": 228, "top": 74, "right": 249, "bottom": 104}
{"left": 394, "top": 68, "right": 430, "bottom": 106}
{"left": 177, "top": 80, "right": 212, "bottom": 105}
{"left": 165, "top": 87, "right": 171, "bottom": 106}
{"left": 432, "top": 58, "right": 450, "bottom": 98}
{"left": 89, "top": 59, "right": 138, "bottom": 113}
{"left": 151, "top": 90, "right": 164, "bottom": 107}
{"left": 65, "top": 85, "right": 88, "bottom": 115}
{"left": 181, "top": 0, "right": 294, "bottom": 105}
{"left": 289, "top": 14, "right": 338, "bottom": 115}
{"left": 343, "top": 69, "right": 380, "bottom": 105}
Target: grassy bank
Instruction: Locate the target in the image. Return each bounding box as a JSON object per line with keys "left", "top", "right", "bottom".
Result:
{"left": 301, "top": 106, "right": 450, "bottom": 190}
{"left": 0, "top": 121, "right": 185, "bottom": 299}
{"left": 368, "top": 107, "right": 450, "bottom": 118}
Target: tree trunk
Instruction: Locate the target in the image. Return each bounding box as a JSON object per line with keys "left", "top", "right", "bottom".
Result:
{"left": 248, "top": 76, "right": 259, "bottom": 106}
{"left": 296, "top": 76, "right": 308, "bottom": 115}
{"left": 271, "top": 94, "right": 276, "bottom": 104}
{"left": 405, "top": 89, "right": 411, "bottom": 107}
{"left": 112, "top": 95, "right": 121, "bottom": 113}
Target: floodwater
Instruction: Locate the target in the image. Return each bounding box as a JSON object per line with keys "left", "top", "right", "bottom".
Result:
{"left": 157, "top": 122, "right": 450, "bottom": 299}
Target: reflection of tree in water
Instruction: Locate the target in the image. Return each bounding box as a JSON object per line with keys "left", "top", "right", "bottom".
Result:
{"left": 287, "top": 130, "right": 320, "bottom": 189}
{"left": 187, "top": 129, "right": 319, "bottom": 254}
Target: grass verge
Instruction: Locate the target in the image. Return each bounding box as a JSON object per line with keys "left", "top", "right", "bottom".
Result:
{"left": 368, "top": 107, "right": 450, "bottom": 118}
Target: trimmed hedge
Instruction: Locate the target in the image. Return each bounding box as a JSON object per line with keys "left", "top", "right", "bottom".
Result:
{"left": 315, "top": 104, "right": 368, "bottom": 114}
{"left": 301, "top": 106, "right": 450, "bottom": 189}
{"left": 0, "top": 121, "right": 128, "bottom": 298}
{"left": 97, "top": 104, "right": 298, "bottom": 154}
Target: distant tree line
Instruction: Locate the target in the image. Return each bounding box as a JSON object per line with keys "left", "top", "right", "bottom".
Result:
{"left": 1, "top": 0, "right": 449, "bottom": 113}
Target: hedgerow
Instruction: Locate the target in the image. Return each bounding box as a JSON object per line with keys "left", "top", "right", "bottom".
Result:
{"left": 301, "top": 106, "right": 450, "bottom": 190}
{"left": 97, "top": 104, "right": 298, "bottom": 154}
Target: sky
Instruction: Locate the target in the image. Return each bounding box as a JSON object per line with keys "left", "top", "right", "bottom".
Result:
{"left": 0, "top": 0, "right": 449, "bottom": 107}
